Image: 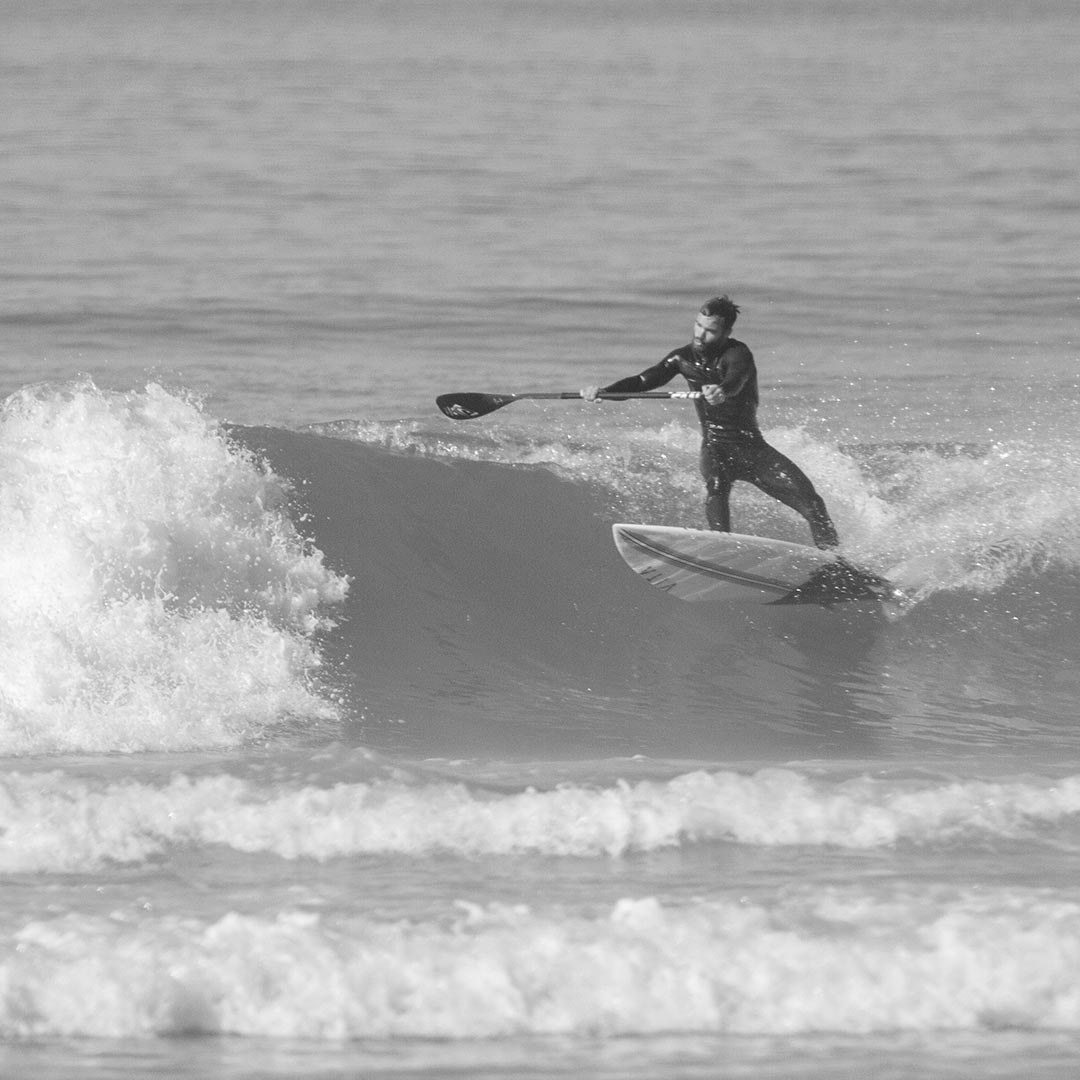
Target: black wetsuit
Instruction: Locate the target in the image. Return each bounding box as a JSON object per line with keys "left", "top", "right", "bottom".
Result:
{"left": 600, "top": 338, "right": 839, "bottom": 549}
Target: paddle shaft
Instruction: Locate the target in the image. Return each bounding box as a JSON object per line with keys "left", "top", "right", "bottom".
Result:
{"left": 436, "top": 390, "right": 700, "bottom": 419}
{"left": 496, "top": 392, "right": 698, "bottom": 400}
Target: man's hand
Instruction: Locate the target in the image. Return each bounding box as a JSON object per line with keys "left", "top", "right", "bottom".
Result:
{"left": 702, "top": 384, "right": 726, "bottom": 405}
{"left": 581, "top": 386, "right": 602, "bottom": 402}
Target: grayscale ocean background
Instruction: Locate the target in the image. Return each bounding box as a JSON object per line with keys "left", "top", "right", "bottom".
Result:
{"left": 1, "top": 1, "right": 1079, "bottom": 1077}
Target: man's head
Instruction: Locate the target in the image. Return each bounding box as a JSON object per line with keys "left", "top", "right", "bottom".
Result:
{"left": 692, "top": 295, "right": 740, "bottom": 359}
{"left": 700, "top": 295, "right": 740, "bottom": 332}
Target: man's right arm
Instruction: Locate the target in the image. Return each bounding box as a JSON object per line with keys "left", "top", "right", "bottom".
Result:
{"left": 582, "top": 356, "right": 677, "bottom": 400}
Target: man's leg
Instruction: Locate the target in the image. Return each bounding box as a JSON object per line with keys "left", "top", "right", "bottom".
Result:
{"left": 705, "top": 475, "right": 734, "bottom": 532}
{"left": 700, "top": 443, "right": 734, "bottom": 531}
{"left": 748, "top": 446, "right": 840, "bottom": 549}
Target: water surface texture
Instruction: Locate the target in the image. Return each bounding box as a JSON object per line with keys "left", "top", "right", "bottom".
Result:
{"left": 1, "top": 2, "right": 1079, "bottom": 1077}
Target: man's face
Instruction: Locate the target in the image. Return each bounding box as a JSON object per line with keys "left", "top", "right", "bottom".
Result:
{"left": 693, "top": 313, "right": 729, "bottom": 358}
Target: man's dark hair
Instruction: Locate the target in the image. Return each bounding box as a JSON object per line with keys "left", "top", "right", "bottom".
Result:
{"left": 699, "top": 295, "right": 740, "bottom": 331}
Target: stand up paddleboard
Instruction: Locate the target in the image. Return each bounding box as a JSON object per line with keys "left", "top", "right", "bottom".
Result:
{"left": 612, "top": 523, "right": 905, "bottom": 610}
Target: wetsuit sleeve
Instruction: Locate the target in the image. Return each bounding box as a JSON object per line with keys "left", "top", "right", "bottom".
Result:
{"left": 599, "top": 356, "right": 678, "bottom": 395}
{"left": 716, "top": 343, "right": 754, "bottom": 397}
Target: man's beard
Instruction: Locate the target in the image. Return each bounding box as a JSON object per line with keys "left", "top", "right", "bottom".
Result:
{"left": 693, "top": 339, "right": 725, "bottom": 362}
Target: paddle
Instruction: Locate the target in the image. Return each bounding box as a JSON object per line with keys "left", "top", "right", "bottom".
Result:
{"left": 436, "top": 390, "right": 700, "bottom": 420}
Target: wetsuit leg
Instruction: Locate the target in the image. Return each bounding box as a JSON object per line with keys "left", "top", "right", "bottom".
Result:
{"left": 744, "top": 443, "right": 840, "bottom": 549}
{"left": 700, "top": 442, "right": 734, "bottom": 532}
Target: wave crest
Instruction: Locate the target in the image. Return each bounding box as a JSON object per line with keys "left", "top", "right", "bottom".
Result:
{"left": 0, "top": 380, "right": 348, "bottom": 754}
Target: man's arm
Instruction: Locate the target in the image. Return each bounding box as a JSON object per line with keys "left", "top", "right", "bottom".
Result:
{"left": 582, "top": 356, "right": 677, "bottom": 400}
{"left": 709, "top": 342, "right": 753, "bottom": 402}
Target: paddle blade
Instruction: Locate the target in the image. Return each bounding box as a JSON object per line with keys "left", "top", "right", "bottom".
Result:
{"left": 436, "top": 393, "right": 518, "bottom": 419}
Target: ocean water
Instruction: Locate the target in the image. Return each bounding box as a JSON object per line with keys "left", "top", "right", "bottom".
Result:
{"left": 2, "top": 1, "right": 1080, "bottom": 1077}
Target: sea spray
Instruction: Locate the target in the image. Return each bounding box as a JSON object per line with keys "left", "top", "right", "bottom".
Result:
{"left": 0, "top": 380, "right": 348, "bottom": 754}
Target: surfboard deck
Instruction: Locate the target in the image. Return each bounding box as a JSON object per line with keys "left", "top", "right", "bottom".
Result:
{"left": 612, "top": 523, "right": 905, "bottom": 610}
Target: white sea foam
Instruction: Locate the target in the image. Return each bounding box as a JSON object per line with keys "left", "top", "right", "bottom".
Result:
{"left": 861, "top": 440, "right": 1080, "bottom": 596}
{"left": 0, "top": 381, "right": 348, "bottom": 754}
{"left": 4, "top": 889, "right": 1080, "bottom": 1038}
{"left": 2, "top": 767, "right": 1078, "bottom": 873}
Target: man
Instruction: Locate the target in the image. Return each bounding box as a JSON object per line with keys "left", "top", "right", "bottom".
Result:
{"left": 583, "top": 295, "right": 840, "bottom": 549}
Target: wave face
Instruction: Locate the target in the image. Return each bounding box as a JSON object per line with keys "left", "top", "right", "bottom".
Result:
{"left": 248, "top": 415, "right": 1080, "bottom": 766}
